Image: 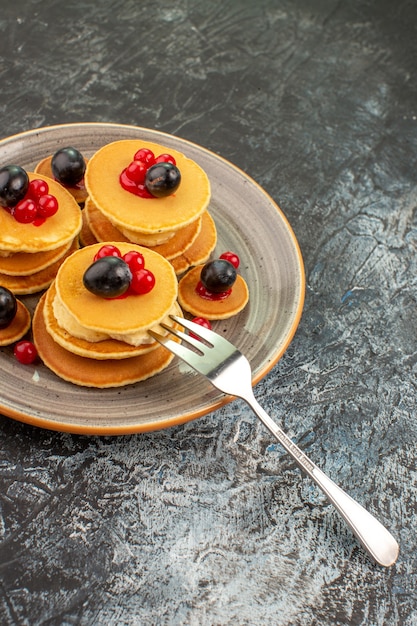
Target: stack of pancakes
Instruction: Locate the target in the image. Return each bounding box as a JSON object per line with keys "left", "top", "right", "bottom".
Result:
{"left": 80, "top": 140, "right": 217, "bottom": 274}
{"left": 0, "top": 173, "right": 82, "bottom": 295}
{"left": 33, "top": 242, "right": 182, "bottom": 387}
{"left": 25, "top": 139, "right": 249, "bottom": 387}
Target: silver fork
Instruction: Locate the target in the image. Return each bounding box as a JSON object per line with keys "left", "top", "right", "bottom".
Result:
{"left": 149, "top": 315, "right": 399, "bottom": 567}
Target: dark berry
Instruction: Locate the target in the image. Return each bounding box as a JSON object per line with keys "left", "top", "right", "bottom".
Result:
{"left": 200, "top": 259, "right": 237, "bottom": 293}
{"left": 83, "top": 256, "right": 132, "bottom": 298}
{"left": 51, "top": 147, "right": 86, "bottom": 186}
{"left": 0, "top": 165, "right": 29, "bottom": 208}
{"left": 0, "top": 286, "right": 17, "bottom": 329}
{"left": 145, "top": 163, "right": 181, "bottom": 198}
{"left": 14, "top": 340, "right": 38, "bottom": 364}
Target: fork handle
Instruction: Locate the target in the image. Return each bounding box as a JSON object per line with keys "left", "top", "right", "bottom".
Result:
{"left": 243, "top": 391, "right": 399, "bottom": 567}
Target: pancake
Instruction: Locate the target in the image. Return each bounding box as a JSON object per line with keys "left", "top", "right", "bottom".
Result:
{"left": 0, "top": 240, "right": 73, "bottom": 276}
{"left": 85, "top": 139, "right": 210, "bottom": 234}
{"left": 35, "top": 155, "right": 89, "bottom": 204}
{"left": 177, "top": 265, "right": 249, "bottom": 320}
{"left": 119, "top": 225, "right": 177, "bottom": 246}
{"left": 171, "top": 211, "right": 217, "bottom": 275}
{"left": 0, "top": 238, "right": 79, "bottom": 295}
{"left": 44, "top": 280, "right": 182, "bottom": 360}
{"left": 79, "top": 209, "right": 98, "bottom": 246}
{"left": 54, "top": 242, "right": 178, "bottom": 336}
{"left": 85, "top": 198, "right": 175, "bottom": 247}
{"left": 85, "top": 198, "right": 205, "bottom": 261}
{"left": 84, "top": 197, "right": 130, "bottom": 243}
{"left": 33, "top": 292, "right": 181, "bottom": 388}
{"left": 0, "top": 299, "right": 31, "bottom": 346}
{"left": 148, "top": 217, "right": 202, "bottom": 260}
{"left": 0, "top": 172, "right": 82, "bottom": 254}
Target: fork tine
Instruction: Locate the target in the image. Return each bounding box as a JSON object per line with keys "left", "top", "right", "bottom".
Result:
{"left": 159, "top": 322, "right": 206, "bottom": 353}
{"left": 169, "top": 314, "right": 214, "bottom": 343}
{"left": 148, "top": 329, "right": 203, "bottom": 368}
{"left": 169, "top": 314, "right": 237, "bottom": 351}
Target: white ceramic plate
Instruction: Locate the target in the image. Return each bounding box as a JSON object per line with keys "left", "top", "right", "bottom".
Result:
{"left": 0, "top": 123, "right": 304, "bottom": 435}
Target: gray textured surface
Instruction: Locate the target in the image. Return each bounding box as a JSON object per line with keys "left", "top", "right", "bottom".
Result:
{"left": 0, "top": 0, "right": 416, "bottom": 624}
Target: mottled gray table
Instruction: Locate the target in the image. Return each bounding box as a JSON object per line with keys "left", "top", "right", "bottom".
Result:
{"left": 0, "top": 1, "right": 416, "bottom": 624}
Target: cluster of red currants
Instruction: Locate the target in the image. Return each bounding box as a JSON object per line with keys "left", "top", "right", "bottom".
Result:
{"left": 0, "top": 164, "right": 59, "bottom": 224}
{"left": 120, "top": 148, "right": 181, "bottom": 199}
{"left": 11, "top": 178, "right": 59, "bottom": 224}
{"left": 83, "top": 244, "right": 156, "bottom": 299}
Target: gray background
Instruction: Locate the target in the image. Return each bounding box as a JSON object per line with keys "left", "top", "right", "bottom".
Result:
{"left": 0, "top": 1, "right": 416, "bottom": 624}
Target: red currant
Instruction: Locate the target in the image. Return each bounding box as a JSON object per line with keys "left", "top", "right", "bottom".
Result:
{"left": 189, "top": 317, "right": 212, "bottom": 339}
{"left": 191, "top": 317, "right": 212, "bottom": 329}
{"left": 28, "top": 178, "right": 49, "bottom": 199}
{"left": 94, "top": 245, "right": 121, "bottom": 261}
{"left": 155, "top": 153, "right": 176, "bottom": 166}
{"left": 133, "top": 148, "right": 155, "bottom": 166}
{"left": 37, "top": 194, "right": 59, "bottom": 218}
{"left": 130, "top": 268, "right": 156, "bottom": 294}
{"left": 219, "top": 251, "right": 240, "bottom": 269}
{"left": 119, "top": 169, "right": 154, "bottom": 198}
{"left": 123, "top": 250, "right": 145, "bottom": 272}
{"left": 125, "top": 160, "right": 147, "bottom": 185}
{"left": 13, "top": 198, "right": 37, "bottom": 223}
{"left": 14, "top": 340, "right": 38, "bottom": 364}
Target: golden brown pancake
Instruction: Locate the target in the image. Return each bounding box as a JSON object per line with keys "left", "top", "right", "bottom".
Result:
{"left": 33, "top": 292, "right": 181, "bottom": 388}
{"left": 0, "top": 172, "right": 82, "bottom": 254}
{"left": 85, "top": 198, "right": 206, "bottom": 261}
{"left": 0, "top": 299, "right": 31, "bottom": 346}
{"left": 79, "top": 209, "right": 98, "bottom": 246}
{"left": 55, "top": 242, "right": 178, "bottom": 336}
{"left": 84, "top": 197, "right": 130, "bottom": 243}
{"left": 0, "top": 238, "right": 79, "bottom": 295}
{"left": 149, "top": 217, "right": 202, "bottom": 260}
{"left": 118, "top": 225, "right": 176, "bottom": 246}
{"left": 84, "top": 197, "right": 176, "bottom": 248}
{"left": 0, "top": 241, "right": 73, "bottom": 276}
{"left": 35, "top": 155, "right": 89, "bottom": 204}
{"left": 177, "top": 265, "right": 249, "bottom": 320}
{"left": 44, "top": 280, "right": 182, "bottom": 360}
{"left": 171, "top": 211, "right": 217, "bottom": 275}
{"left": 85, "top": 139, "right": 210, "bottom": 235}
